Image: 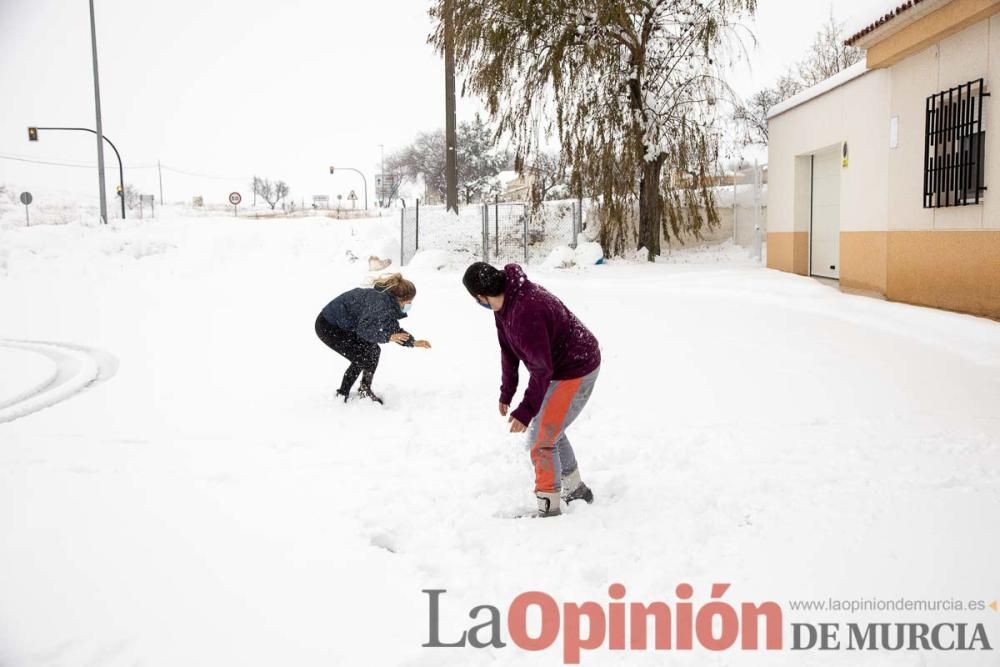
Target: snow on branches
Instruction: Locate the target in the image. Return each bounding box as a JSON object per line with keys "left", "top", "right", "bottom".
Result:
{"left": 431, "top": 0, "right": 756, "bottom": 257}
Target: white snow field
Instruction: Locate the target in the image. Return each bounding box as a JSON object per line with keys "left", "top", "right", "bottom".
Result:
{"left": 1, "top": 214, "right": 999, "bottom": 667}
{"left": 0, "top": 346, "right": 56, "bottom": 409}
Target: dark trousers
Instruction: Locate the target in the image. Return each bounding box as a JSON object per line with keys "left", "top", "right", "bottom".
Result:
{"left": 315, "top": 313, "right": 381, "bottom": 393}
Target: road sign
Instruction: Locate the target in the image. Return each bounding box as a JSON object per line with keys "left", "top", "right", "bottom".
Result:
{"left": 20, "top": 191, "right": 32, "bottom": 226}
{"left": 229, "top": 192, "right": 242, "bottom": 206}
{"left": 139, "top": 194, "right": 155, "bottom": 219}
{"left": 27, "top": 127, "right": 38, "bottom": 141}
{"left": 348, "top": 190, "right": 357, "bottom": 200}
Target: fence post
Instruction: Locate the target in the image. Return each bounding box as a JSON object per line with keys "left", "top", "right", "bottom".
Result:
{"left": 571, "top": 201, "right": 578, "bottom": 249}
{"left": 752, "top": 161, "right": 763, "bottom": 261}
{"left": 523, "top": 206, "right": 529, "bottom": 264}
{"left": 415, "top": 198, "right": 420, "bottom": 251}
{"left": 400, "top": 208, "right": 405, "bottom": 267}
{"left": 733, "top": 165, "right": 738, "bottom": 244}
{"left": 482, "top": 203, "right": 489, "bottom": 263}
{"left": 494, "top": 195, "right": 499, "bottom": 257}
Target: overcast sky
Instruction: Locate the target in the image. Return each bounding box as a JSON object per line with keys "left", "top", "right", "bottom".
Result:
{"left": 0, "top": 0, "right": 885, "bottom": 206}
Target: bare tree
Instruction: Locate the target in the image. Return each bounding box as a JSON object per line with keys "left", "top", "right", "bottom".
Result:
{"left": 526, "top": 151, "right": 567, "bottom": 204}
{"left": 386, "top": 131, "right": 446, "bottom": 202}
{"left": 275, "top": 181, "right": 290, "bottom": 208}
{"left": 387, "top": 115, "right": 509, "bottom": 204}
{"left": 733, "top": 74, "right": 802, "bottom": 145}
{"left": 252, "top": 176, "right": 289, "bottom": 210}
{"left": 124, "top": 184, "right": 140, "bottom": 210}
{"left": 798, "top": 13, "right": 864, "bottom": 86}
{"left": 733, "top": 14, "right": 862, "bottom": 147}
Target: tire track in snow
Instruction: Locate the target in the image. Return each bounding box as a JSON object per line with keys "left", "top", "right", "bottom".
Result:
{"left": 0, "top": 340, "right": 118, "bottom": 424}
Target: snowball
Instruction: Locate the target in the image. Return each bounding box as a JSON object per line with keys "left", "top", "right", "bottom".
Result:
{"left": 542, "top": 246, "right": 577, "bottom": 269}
{"left": 406, "top": 249, "right": 453, "bottom": 270}
{"left": 574, "top": 241, "right": 604, "bottom": 266}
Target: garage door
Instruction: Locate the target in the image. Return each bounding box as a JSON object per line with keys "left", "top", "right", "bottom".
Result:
{"left": 810, "top": 148, "right": 841, "bottom": 280}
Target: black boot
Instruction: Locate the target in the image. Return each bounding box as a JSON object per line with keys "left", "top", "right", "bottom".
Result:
{"left": 563, "top": 483, "right": 594, "bottom": 504}
{"left": 357, "top": 369, "right": 382, "bottom": 404}
{"left": 357, "top": 384, "right": 383, "bottom": 404}
{"left": 561, "top": 468, "right": 594, "bottom": 504}
{"left": 338, "top": 364, "right": 362, "bottom": 402}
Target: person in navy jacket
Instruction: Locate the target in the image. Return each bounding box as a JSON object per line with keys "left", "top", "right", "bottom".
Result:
{"left": 316, "top": 273, "right": 430, "bottom": 403}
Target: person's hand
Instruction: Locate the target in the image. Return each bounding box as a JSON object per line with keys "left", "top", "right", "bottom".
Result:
{"left": 390, "top": 332, "right": 412, "bottom": 345}
{"left": 414, "top": 340, "right": 432, "bottom": 349}
{"left": 508, "top": 416, "right": 527, "bottom": 433}
{"left": 499, "top": 402, "right": 509, "bottom": 417}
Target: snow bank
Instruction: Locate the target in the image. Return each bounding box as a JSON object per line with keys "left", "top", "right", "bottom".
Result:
{"left": 406, "top": 249, "right": 455, "bottom": 271}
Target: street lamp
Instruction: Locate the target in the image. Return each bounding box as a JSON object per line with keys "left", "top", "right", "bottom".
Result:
{"left": 29, "top": 126, "right": 126, "bottom": 219}
{"left": 329, "top": 166, "right": 367, "bottom": 210}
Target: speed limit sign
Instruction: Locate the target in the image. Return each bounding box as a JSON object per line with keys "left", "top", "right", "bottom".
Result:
{"left": 229, "top": 192, "right": 242, "bottom": 206}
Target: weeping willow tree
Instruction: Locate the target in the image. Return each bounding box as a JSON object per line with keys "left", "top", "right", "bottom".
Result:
{"left": 430, "top": 0, "right": 755, "bottom": 258}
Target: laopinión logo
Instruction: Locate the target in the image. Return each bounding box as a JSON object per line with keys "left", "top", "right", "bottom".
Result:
{"left": 422, "top": 585, "right": 996, "bottom": 664}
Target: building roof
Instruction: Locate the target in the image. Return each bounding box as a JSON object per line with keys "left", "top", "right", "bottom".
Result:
{"left": 844, "top": 0, "right": 955, "bottom": 47}
{"left": 845, "top": 0, "right": 927, "bottom": 45}
{"left": 767, "top": 61, "right": 870, "bottom": 120}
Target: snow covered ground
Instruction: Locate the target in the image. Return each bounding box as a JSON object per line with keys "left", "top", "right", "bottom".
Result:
{"left": 1, "top": 213, "right": 999, "bottom": 666}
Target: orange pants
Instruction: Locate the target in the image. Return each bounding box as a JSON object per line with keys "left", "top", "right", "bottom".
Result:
{"left": 527, "top": 367, "right": 599, "bottom": 493}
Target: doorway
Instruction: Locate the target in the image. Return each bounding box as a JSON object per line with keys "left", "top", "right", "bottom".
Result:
{"left": 810, "top": 146, "right": 841, "bottom": 280}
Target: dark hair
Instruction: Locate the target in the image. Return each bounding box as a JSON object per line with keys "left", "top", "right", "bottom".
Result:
{"left": 463, "top": 262, "right": 506, "bottom": 297}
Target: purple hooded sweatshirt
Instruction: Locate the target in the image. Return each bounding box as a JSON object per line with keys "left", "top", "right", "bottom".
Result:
{"left": 495, "top": 264, "right": 601, "bottom": 425}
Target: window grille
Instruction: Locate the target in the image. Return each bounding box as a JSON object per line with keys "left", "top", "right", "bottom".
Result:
{"left": 924, "top": 79, "right": 989, "bottom": 208}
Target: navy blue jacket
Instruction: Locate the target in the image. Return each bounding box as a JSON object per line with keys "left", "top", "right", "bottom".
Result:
{"left": 321, "top": 287, "right": 414, "bottom": 346}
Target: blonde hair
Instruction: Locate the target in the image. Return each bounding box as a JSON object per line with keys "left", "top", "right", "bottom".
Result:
{"left": 372, "top": 273, "right": 417, "bottom": 301}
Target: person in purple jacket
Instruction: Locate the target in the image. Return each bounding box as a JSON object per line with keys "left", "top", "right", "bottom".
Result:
{"left": 463, "top": 262, "right": 601, "bottom": 518}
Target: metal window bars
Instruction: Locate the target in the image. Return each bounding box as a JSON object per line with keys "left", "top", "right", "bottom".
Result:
{"left": 924, "top": 78, "right": 989, "bottom": 208}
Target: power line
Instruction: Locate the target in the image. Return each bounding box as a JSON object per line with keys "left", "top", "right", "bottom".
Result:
{"left": 0, "top": 153, "right": 156, "bottom": 169}
{"left": 0, "top": 154, "right": 250, "bottom": 181}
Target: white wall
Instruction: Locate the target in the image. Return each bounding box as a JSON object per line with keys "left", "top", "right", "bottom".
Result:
{"left": 771, "top": 17, "right": 998, "bottom": 238}
{"left": 888, "top": 19, "right": 996, "bottom": 231}
{"left": 768, "top": 69, "right": 892, "bottom": 235}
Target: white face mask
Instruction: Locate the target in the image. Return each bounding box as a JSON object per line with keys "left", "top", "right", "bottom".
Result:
{"left": 401, "top": 303, "right": 412, "bottom": 314}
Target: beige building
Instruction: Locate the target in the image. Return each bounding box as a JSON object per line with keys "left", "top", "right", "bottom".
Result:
{"left": 767, "top": 0, "right": 1000, "bottom": 319}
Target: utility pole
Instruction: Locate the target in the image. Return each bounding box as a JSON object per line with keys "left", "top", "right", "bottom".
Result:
{"left": 157, "top": 160, "right": 164, "bottom": 206}
{"left": 88, "top": 0, "right": 108, "bottom": 224}
{"left": 379, "top": 144, "right": 385, "bottom": 208}
{"left": 444, "top": 0, "right": 459, "bottom": 214}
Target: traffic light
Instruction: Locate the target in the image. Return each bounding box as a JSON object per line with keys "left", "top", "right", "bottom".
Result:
{"left": 116, "top": 185, "right": 123, "bottom": 196}
{"left": 329, "top": 166, "right": 335, "bottom": 174}
{"left": 28, "top": 127, "right": 38, "bottom": 141}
